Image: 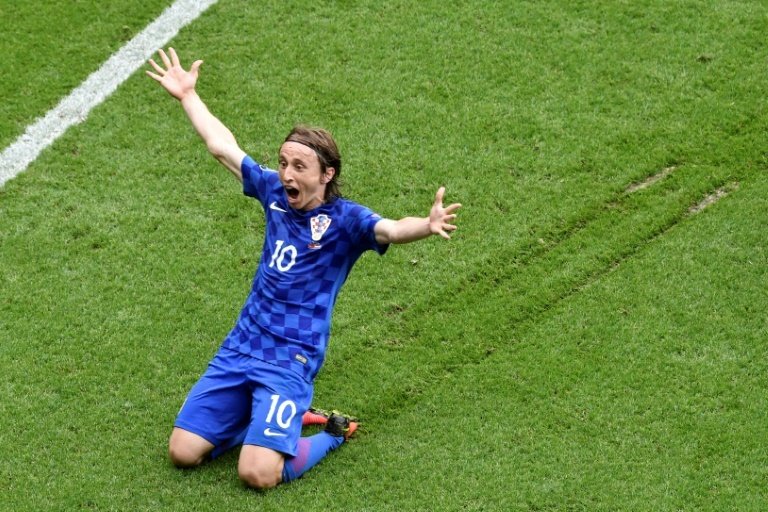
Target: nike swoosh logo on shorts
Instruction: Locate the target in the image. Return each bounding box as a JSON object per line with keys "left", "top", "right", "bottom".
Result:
{"left": 270, "top": 201, "right": 287, "bottom": 213}
{"left": 264, "top": 428, "right": 287, "bottom": 437}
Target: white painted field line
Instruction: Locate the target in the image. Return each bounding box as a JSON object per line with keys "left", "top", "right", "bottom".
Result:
{"left": 0, "top": 0, "right": 219, "bottom": 189}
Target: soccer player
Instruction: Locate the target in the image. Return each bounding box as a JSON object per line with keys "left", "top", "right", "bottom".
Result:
{"left": 146, "top": 48, "right": 461, "bottom": 489}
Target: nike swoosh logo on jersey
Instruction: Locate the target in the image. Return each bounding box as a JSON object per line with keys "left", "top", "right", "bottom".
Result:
{"left": 264, "top": 428, "right": 287, "bottom": 437}
{"left": 270, "top": 201, "right": 288, "bottom": 213}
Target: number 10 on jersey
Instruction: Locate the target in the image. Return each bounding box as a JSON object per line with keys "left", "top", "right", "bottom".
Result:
{"left": 269, "top": 240, "right": 297, "bottom": 272}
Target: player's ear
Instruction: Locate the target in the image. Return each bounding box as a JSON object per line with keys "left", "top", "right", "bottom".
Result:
{"left": 322, "top": 167, "right": 335, "bottom": 184}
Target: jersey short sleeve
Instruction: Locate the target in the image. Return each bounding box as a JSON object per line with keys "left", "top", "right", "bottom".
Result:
{"left": 241, "top": 155, "right": 281, "bottom": 206}
{"left": 344, "top": 202, "right": 388, "bottom": 255}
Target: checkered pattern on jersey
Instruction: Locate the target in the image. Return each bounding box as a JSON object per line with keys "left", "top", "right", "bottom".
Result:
{"left": 221, "top": 156, "right": 387, "bottom": 382}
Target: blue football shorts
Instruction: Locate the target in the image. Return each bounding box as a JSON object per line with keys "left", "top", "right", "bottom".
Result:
{"left": 174, "top": 346, "right": 313, "bottom": 457}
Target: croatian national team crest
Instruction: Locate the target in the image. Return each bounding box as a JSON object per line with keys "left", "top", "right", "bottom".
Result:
{"left": 310, "top": 214, "right": 332, "bottom": 242}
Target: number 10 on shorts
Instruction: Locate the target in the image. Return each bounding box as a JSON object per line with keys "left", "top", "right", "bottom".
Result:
{"left": 265, "top": 394, "right": 297, "bottom": 428}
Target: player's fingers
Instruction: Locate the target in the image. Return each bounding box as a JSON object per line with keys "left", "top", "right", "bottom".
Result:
{"left": 145, "top": 70, "right": 163, "bottom": 82}
{"left": 444, "top": 203, "right": 462, "bottom": 215}
{"left": 190, "top": 59, "right": 204, "bottom": 77}
{"left": 169, "top": 47, "right": 181, "bottom": 67}
{"left": 434, "top": 186, "right": 445, "bottom": 206}
{"left": 158, "top": 48, "right": 172, "bottom": 68}
{"left": 148, "top": 58, "right": 165, "bottom": 75}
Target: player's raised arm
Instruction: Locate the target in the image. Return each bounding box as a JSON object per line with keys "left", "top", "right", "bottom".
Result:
{"left": 374, "top": 186, "right": 461, "bottom": 245}
{"left": 146, "top": 47, "right": 246, "bottom": 181}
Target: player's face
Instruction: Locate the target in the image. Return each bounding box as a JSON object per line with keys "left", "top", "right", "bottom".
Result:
{"left": 278, "top": 142, "right": 334, "bottom": 211}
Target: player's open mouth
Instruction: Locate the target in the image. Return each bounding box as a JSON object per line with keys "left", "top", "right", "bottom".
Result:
{"left": 285, "top": 186, "right": 300, "bottom": 201}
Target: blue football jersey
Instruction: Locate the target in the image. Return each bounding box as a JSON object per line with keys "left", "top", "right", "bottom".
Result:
{"left": 221, "top": 156, "right": 388, "bottom": 382}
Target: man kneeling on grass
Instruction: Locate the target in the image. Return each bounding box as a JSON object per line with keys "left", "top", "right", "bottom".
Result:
{"left": 146, "top": 48, "right": 461, "bottom": 489}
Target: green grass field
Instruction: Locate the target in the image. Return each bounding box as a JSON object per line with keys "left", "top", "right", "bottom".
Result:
{"left": 1, "top": 0, "right": 767, "bottom": 510}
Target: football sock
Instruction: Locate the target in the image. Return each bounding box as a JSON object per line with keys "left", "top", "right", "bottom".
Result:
{"left": 302, "top": 409, "right": 330, "bottom": 426}
{"left": 281, "top": 432, "right": 344, "bottom": 482}
{"left": 210, "top": 427, "right": 248, "bottom": 460}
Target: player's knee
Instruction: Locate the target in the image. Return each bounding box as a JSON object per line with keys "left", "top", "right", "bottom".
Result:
{"left": 238, "top": 461, "right": 282, "bottom": 489}
{"left": 168, "top": 441, "right": 205, "bottom": 468}
{"left": 168, "top": 428, "right": 213, "bottom": 468}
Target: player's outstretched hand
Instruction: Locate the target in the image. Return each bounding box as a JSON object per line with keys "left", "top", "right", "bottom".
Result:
{"left": 146, "top": 47, "right": 202, "bottom": 101}
{"left": 429, "top": 186, "right": 461, "bottom": 239}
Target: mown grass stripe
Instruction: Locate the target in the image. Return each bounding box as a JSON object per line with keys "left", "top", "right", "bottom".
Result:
{"left": 0, "top": 0, "right": 218, "bottom": 189}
